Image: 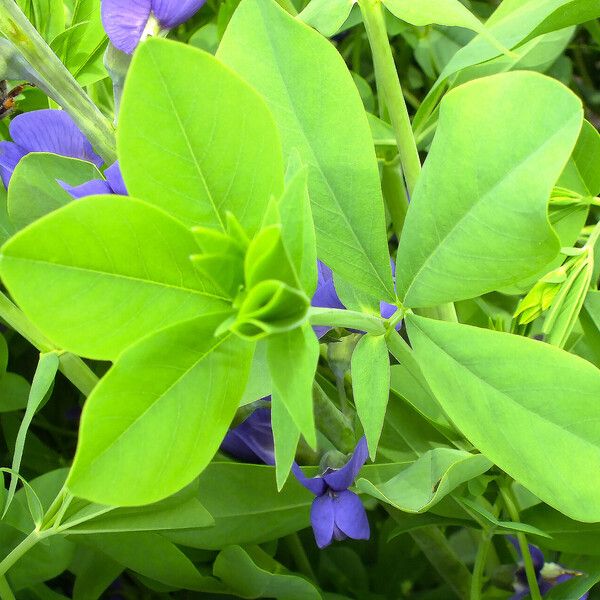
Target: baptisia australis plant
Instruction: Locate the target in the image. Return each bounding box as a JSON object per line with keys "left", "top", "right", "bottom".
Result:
{"left": 0, "top": 0, "right": 598, "bottom": 598}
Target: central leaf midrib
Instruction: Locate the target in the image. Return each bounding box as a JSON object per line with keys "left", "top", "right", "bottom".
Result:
{"left": 149, "top": 47, "right": 225, "bottom": 231}
{"left": 5, "top": 255, "right": 229, "bottom": 302}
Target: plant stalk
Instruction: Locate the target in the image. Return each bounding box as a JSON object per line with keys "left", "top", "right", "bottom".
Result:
{"left": 358, "top": 0, "right": 421, "bottom": 196}
{"left": 309, "top": 306, "right": 386, "bottom": 335}
{"left": 470, "top": 531, "right": 492, "bottom": 600}
{"left": 0, "top": 0, "right": 116, "bottom": 164}
{"left": 0, "top": 530, "right": 50, "bottom": 577}
{"left": 0, "top": 292, "right": 98, "bottom": 396}
{"left": 0, "top": 576, "right": 15, "bottom": 600}
{"left": 499, "top": 483, "right": 542, "bottom": 600}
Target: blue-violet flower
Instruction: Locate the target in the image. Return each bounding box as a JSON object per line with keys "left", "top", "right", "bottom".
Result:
{"left": 510, "top": 538, "right": 587, "bottom": 600}
{"left": 101, "top": 0, "right": 207, "bottom": 54}
{"left": 0, "top": 109, "right": 103, "bottom": 188}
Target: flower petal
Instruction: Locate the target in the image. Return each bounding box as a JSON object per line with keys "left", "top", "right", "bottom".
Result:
{"left": 333, "top": 490, "right": 370, "bottom": 541}
{"left": 323, "top": 436, "right": 368, "bottom": 491}
{"left": 312, "top": 261, "right": 345, "bottom": 311}
{"left": 292, "top": 463, "right": 326, "bottom": 496}
{"left": 0, "top": 141, "right": 26, "bottom": 188}
{"left": 101, "top": 0, "right": 152, "bottom": 54}
{"left": 151, "top": 0, "right": 206, "bottom": 28}
{"left": 310, "top": 494, "right": 335, "bottom": 549}
{"left": 105, "top": 161, "right": 128, "bottom": 195}
{"left": 59, "top": 179, "right": 113, "bottom": 199}
{"left": 9, "top": 110, "right": 103, "bottom": 168}
{"left": 221, "top": 408, "right": 275, "bottom": 466}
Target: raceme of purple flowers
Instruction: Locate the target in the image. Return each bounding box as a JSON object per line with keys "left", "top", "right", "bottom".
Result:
{"left": 509, "top": 537, "right": 587, "bottom": 600}
{"left": 221, "top": 407, "right": 370, "bottom": 549}
{"left": 101, "top": 0, "right": 207, "bottom": 54}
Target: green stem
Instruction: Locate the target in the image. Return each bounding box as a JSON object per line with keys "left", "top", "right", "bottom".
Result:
{"left": 0, "top": 530, "right": 50, "bottom": 577}
{"left": 415, "top": 303, "right": 458, "bottom": 323}
{"left": 284, "top": 533, "right": 316, "bottom": 581}
{"left": 409, "top": 526, "right": 472, "bottom": 599}
{"left": 0, "top": 292, "right": 98, "bottom": 396}
{"left": 0, "top": 1, "right": 116, "bottom": 164}
{"left": 470, "top": 531, "right": 492, "bottom": 600}
{"left": 499, "top": 483, "right": 542, "bottom": 600}
{"left": 308, "top": 307, "right": 386, "bottom": 335}
{"left": 0, "top": 576, "right": 15, "bottom": 600}
{"left": 382, "top": 158, "right": 409, "bottom": 239}
{"left": 313, "top": 381, "right": 355, "bottom": 453}
{"left": 358, "top": 0, "right": 421, "bottom": 196}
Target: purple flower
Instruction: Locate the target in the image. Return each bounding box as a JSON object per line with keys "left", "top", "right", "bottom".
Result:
{"left": 221, "top": 410, "right": 370, "bottom": 549}
{"left": 101, "top": 0, "right": 207, "bottom": 54}
{"left": 292, "top": 437, "right": 370, "bottom": 549}
{"left": 0, "top": 110, "right": 103, "bottom": 188}
{"left": 509, "top": 538, "right": 587, "bottom": 600}
{"left": 61, "top": 161, "right": 128, "bottom": 199}
{"left": 312, "top": 260, "right": 400, "bottom": 338}
{"left": 221, "top": 406, "right": 275, "bottom": 466}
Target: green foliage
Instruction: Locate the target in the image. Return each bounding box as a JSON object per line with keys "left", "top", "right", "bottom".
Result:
{"left": 397, "top": 71, "right": 582, "bottom": 307}
{"left": 118, "top": 38, "right": 284, "bottom": 234}
{"left": 218, "top": 0, "right": 395, "bottom": 302}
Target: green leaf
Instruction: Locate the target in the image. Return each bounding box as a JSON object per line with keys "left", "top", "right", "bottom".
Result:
{"left": 0, "top": 373, "right": 30, "bottom": 413}
{"left": 241, "top": 341, "right": 271, "bottom": 405}
{"left": 383, "top": 0, "right": 489, "bottom": 33}
{"left": 523, "top": 503, "right": 600, "bottom": 556}
{"left": 72, "top": 549, "right": 123, "bottom": 600}
{"left": 351, "top": 334, "right": 390, "bottom": 459}
{"left": 559, "top": 120, "right": 600, "bottom": 197}
{"left": 4, "top": 352, "right": 59, "bottom": 515}
{"left": 390, "top": 364, "right": 452, "bottom": 433}
{"left": 406, "top": 314, "right": 600, "bottom": 522}
{"left": 0, "top": 196, "right": 228, "bottom": 360}
{"left": 298, "top": 0, "right": 354, "bottom": 37}
{"left": 397, "top": 71, "right": 582, "bottom": 307}
{"left": 17, "top": 0, "right": 65, "bottom": 42}
{"left": 67, "top": 313, "right": 254, "bottom": 506}
{"left": 83, "top": 532, "right": 225, "bottom": 592}
{"left": 279, "top": 158, "right": 318, "bottom": 297}
{"left": 213, "top": 545, "right": 322, "bottom": 599}
{"left": 63, "top": 482, "right": 214, "bottom": 534}
{"left": 166, "top": 462, "right": 313, "bottom": 549}
{"left": 119, "top": 38, "right": 283, "bottom": 234}
{"left": 51, "top": 0, "right": 108, "bottom": 86}
{"left": 272, "top": 395, "right": 301, "bottom": 492}
{"left": 357, "top": 448, "right": 492, "bottom": 513}
{"left": 0, "top": 184, "right": 15, "bottom": 245}
{"left": 218, "top": 0, "right": 395, "bottom": 302}
{"left": 581, "top": 291, "right": 600, "bottom": 364}
{"left": 8, "top": 153, "right": 102, "bottom": 230}
{"left": 268, "top": 324, "right": 319, "bottom": 453}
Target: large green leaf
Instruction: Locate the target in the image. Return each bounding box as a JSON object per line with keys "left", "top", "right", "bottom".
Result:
{"left": 119, "top": 38, "right": 283, "bottom": 234}
{"left": 0, "top": 196, "right": 227, "bottom": 360}
{"left": 268, "top": 324, "right": 318, "bottom": 453}
{"left": 357, "top": 448, "right": 492, "bottom": 513}
{"left": 8, "top": 153, "right": 101, "bottom": 230}
{"left": 67, "top": 314, "right": 253, "bottom": 506}
{"left": 406, "top": 314, "right": 600, "bottom": 522}
{"left": 218, "top": 0, "right": 395, "bottom": 302}
{"left": 397, "top": 71, "right": 582, "bottom": 307}
{"left": 82, "top": 532, "right": 224, "bottom": 592}
{"left": 298, "top": 0, "right": 354, "bottom": 37}
{"left": 213, "top": 545, "right": 322, "bottom": 599}
{"left": 352, "top": 333, "right": 390, "bottom": 459}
